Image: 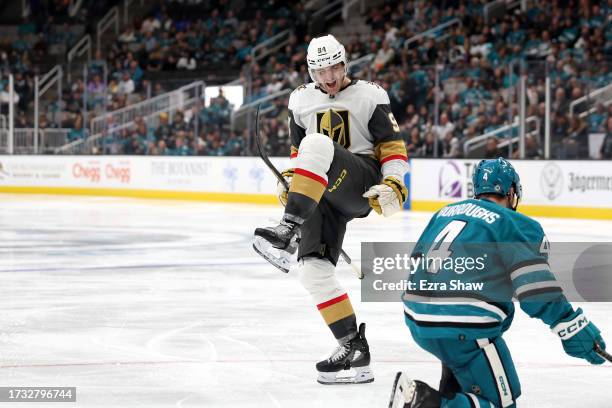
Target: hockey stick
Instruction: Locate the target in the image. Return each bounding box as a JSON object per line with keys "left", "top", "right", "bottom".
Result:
{"left": 253, "top": 104, "right": 363, "bottom": 279}
{"left": 595, "top": 342, "right": 612, "bottom": 363}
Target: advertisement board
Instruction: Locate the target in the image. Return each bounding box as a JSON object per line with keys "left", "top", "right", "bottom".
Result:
{"left": 0, "top": 156, "right": 290, "bottom": 204}
{"left": 1, "top": 156, "right": 611, "bottom": 218}
{"left": 410, "top": 159, "right": 612, "bottom": 219}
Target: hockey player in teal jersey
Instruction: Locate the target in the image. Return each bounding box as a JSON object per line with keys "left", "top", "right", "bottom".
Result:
{"left": 389, "top": 158, "right": 608, "bottom": 408}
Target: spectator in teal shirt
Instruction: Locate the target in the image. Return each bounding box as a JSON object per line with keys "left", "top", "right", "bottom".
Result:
{"left": 68, "top": 114, "right": 85, "bottom": 142}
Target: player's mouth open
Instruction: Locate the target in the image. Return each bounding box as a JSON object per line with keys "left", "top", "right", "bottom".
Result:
{"left": 326, "top": 80, "right": 337, "bottom": 88}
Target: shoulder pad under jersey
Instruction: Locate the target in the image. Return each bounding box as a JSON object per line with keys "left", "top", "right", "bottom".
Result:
{"left": 288, "top": 83, "right": 317, "bottom": 111}
{"left": 352, "top": 80, "right": 391, "bottom": 105}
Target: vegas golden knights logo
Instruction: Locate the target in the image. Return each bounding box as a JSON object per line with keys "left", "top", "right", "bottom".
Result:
{"left": 316, "top": 109, "right": 351, "bottom": 148}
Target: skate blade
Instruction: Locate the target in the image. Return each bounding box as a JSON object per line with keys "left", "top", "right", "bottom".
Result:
{"left": 388, "top": 372, "right": 416, "bottom": 408}
{"left": 317, "top": 366, "right": 374, "bottom": 385}
{"left": 253, "top": 236, "right": 293, "bottom": 273}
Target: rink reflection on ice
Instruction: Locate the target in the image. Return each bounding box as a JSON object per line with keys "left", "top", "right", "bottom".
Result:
{"left": 0, "top": 194, "right": 610, "bottom": 407}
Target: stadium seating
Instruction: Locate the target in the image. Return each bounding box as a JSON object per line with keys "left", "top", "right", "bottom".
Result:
{"left": 0, "top": 0, "right": 609, "bottom": 158}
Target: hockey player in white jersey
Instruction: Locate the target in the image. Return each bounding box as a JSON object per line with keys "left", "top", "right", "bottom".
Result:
{"left": 253, "top": 34, "right": 409, "bottom": 384}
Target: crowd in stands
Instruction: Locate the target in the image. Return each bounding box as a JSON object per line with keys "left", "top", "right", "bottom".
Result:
{"left": 0, "top": 0, "right": 308, "bottom": 148}
{"left": 66, "top": 0, "right": 307, "bottom": 155}
{"left": 115, "top": 1, "right": 308, "bottom": 73}
{"left": 360, "top": 0, "right": 612, "bottom": 159}
{"left": 73, "top": 0, "right": 310, "bottom": 155}
{"left": 0, "top": 0, "right": 122, "bottom": 124}
{"left": 0, "top": 0, "right": 610, "bottom": 159}
{"left": 220, "top": 0, "right": 612, "bottom": 160}
{"left": 91, "top": 88, "right": 248, "bottom": 155}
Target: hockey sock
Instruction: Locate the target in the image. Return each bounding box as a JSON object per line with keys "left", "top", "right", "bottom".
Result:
{"left": 286, "top": 133, "right": 334, "bottom": 222}
{"left": 316, "top": 293, "right": 358, "bottom": 343}
{"left": 298, "top": 259, "right": 358, "bottom": 343}
{"left": 285, "top": 168, "right": 327, "bottom": 221}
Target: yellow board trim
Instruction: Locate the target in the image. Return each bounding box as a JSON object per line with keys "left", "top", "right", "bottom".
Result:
{"left": 4, "top": 187, "right": 610, "bottom": 219}
{"left": 412, "top": 200, "right": 612, "bottom": 220}
{"left": 0, "top": 186, "right": 279, "bottom": 205}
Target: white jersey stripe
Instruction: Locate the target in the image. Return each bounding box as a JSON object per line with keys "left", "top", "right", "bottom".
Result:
{"left": 403, "top": 304, "right": 500, "bottom": 324}
{"left": 510, "top": 263, "right": 550, "bottom": 281}
{"left": 402, "top": 297, "right": 508, "bottom": 321}
{"left": 514, "top": 280, "right": 561, "bottom": 297}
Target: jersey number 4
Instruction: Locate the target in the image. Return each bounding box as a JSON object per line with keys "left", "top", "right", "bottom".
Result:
{"left": 425, "top": 220, "right": 467, "bottom": 274}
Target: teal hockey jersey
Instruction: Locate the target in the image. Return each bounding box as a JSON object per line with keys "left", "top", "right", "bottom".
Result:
{"left": 403, "top": 198, "right": 574, "bottom": 340}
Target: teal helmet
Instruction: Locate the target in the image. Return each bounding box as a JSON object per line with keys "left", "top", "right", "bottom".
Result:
{"left": 472, "top": 158, "right": 522, "bottom": 210}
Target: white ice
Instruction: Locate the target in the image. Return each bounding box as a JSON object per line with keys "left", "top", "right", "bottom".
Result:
{"left": 0, "top": 194, "right": 610, "bottom": 408}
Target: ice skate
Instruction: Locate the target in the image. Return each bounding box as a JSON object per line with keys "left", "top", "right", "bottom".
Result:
{"left": 388, "top": 373, "right": 441, "bottom": 408}
{"left": 316, "top": 323, "right": 373, "bottom": 384}
{"left": 253, "top": 217, "right": 300, "bottom": 273}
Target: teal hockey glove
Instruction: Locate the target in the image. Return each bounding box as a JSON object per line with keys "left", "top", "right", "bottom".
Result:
{"left": 551, "top": 308, "right": 606, "bottom": 365}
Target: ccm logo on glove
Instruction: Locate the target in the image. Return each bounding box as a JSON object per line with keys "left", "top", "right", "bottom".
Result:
{"left": 553, "top": 315, "right": 590, "bottom": 340}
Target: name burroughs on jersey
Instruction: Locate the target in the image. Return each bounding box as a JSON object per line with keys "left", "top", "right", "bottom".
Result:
{"left": 373, "top": 279, "right": 485, "bottom": 292}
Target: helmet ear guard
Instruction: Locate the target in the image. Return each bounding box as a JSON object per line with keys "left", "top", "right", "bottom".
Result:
{"left": 508, "top": 183, "right": 520, "bottom": 211}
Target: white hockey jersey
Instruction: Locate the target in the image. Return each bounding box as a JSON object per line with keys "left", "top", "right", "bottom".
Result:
{"left": 287, "top": 80, "right": 407, "bottom": 178}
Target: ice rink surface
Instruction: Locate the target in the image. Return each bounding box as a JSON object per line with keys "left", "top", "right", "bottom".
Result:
{"left": 0, "top": 194, "right": 611, "bottom": 407}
